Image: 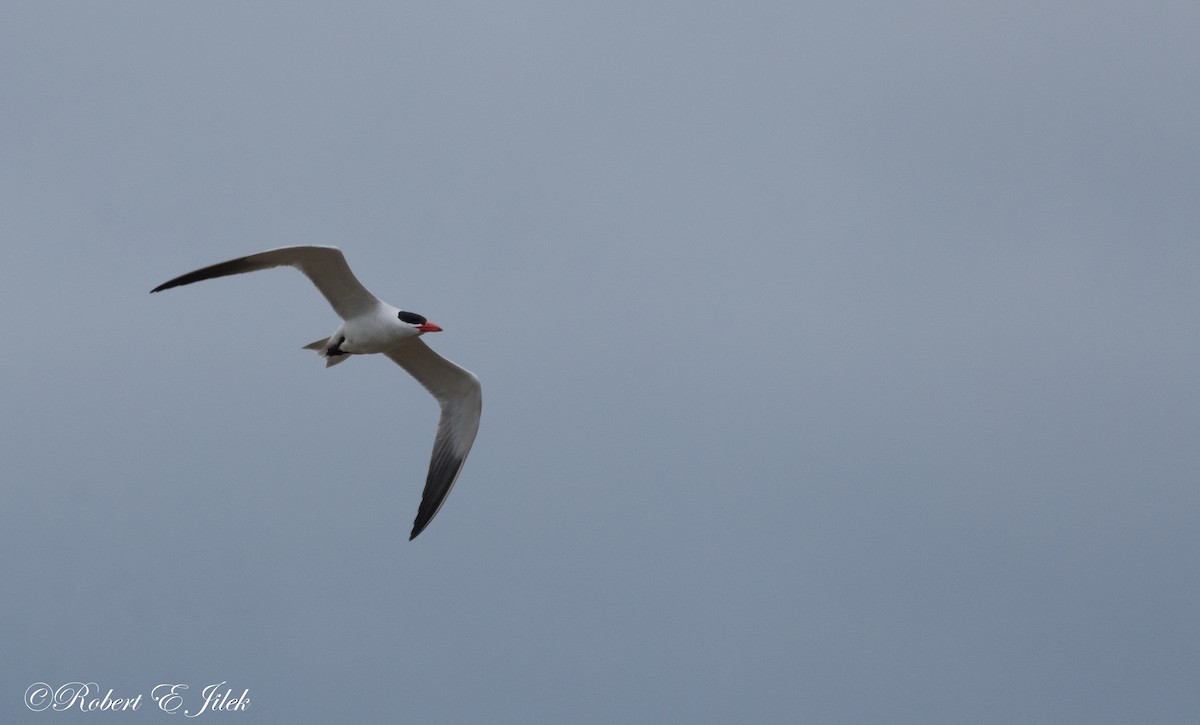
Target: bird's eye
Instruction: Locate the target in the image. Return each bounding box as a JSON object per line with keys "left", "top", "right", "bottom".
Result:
{"left": 398, "top": 311, "right": 427, "bottom": 325}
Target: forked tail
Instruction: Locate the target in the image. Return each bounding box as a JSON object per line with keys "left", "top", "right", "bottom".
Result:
{"left": 302, "top": 337, "right": 351, "bottom": 368}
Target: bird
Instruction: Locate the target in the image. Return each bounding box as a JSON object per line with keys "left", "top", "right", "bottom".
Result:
{"left": 151, "top": 245, "right": 482, "bottom": 540}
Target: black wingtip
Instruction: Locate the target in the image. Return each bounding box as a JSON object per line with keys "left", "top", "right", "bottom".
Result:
{"left": 147, "top": 258, "right": 258, "bottom": 296}
{"left": 150, "top": 279, "right": 180, "bottom": 294}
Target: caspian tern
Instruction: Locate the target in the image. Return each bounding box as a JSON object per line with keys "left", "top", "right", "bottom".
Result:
{"left": 151, "top": 246, "right": 482, "bottom": 540}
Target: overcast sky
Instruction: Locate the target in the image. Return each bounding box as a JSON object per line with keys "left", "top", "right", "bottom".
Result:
{"left": 3, "top": 2, "right": 1199, "bottom": 723}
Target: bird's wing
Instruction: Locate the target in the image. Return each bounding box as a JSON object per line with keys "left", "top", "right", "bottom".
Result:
{"left": 151, "top": 246, "right": 380, "bottom": 319}
{"left": 385, "top": 339, "right": 482, "bottom": 540}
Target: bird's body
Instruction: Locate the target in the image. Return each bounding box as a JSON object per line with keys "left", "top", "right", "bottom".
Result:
{"left": 304, "top": 301, "right": 422, "bottom": 367}
{"left": 151, "top": 245, "right": 481, "bottom": 540}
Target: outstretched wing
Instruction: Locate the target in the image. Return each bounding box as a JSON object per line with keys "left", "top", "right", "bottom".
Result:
{"left": 385, "top": 339, "right": 483, "bottom": 540}
{"left": 151, "top": 246, "right": 380, "bottom": 319}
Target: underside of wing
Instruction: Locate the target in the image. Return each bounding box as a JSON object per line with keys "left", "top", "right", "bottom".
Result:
{"left": 151, "top": 246, "right": 380, "bottom": 319}
{"left": 385, "top": 339, "right": 483, "bottom": 540}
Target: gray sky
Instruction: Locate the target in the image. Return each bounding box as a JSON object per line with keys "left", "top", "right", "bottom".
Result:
{"left": 3, "top": 2, "right": 1199, "bottom": 722}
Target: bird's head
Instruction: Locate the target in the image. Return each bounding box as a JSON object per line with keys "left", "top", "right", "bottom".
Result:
{"left": 398, "top": 310, "right": 443, "bottom": 334}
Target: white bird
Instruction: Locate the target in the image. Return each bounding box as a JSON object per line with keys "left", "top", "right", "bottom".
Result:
{"left": 151, "top": 246, "right": 482, "bottom": 540}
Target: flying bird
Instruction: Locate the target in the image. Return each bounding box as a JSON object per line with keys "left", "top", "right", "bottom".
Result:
{"left": 151, "top": 246, "right": 482, "bottom": 540}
